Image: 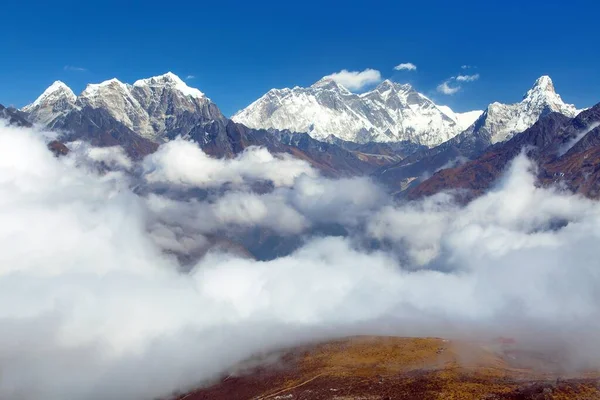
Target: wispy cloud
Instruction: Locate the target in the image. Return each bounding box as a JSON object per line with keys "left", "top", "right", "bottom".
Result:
{"left": 322, "top": 68, "right": 382, "bottom": 91}
{"left": 63, "top": 65, "right": 87, "bottom": 72}
{"left": 437, "top": 71, "right": 480, "bottom": 95}
{"left": 186, "top": 75, "right": 196, "bottom": 80}
{"left": 437, "top": 80, "right": 461, "bottom": 95}
{"left": 461, "top": 65, "right": 476, "bottom": 69}
{"left": 456, "top": 74, "right": 480, "bottom": 82}
{"left": 394, "top": 62, "right": 417, "bottom": 71}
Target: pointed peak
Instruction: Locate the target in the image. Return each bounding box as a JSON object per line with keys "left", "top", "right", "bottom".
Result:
{"left": 534, "top": 75, "right": 554, "bottom": 88}
{"left": 46, "top": 80, "right": 72, "bottom": 92}
{"left": 23, "top": 81, "right": 76, "bottom": 110}
{"left": 310, "top": 77, "right": 351, "bottom": 94}
{"left": 311, "top": 77, "right": 339, "bottom": 88}
{"left": 133, "top": 72, "right": 205, "bottom": 99}
{"left": 523, "top": 75, "right": 556, "bottom": 100}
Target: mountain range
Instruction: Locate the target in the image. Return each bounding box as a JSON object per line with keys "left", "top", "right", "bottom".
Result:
{"left": 232, "top": 78, "right": 482, "bottom": 146}
{"left": 3, "top": 72, "right": 594, "bottom": 201}
{"left": 410, "top": 103, "right": 600, "bottom": 200}
{"left": 374, "top": 75, "right": 582, "bottom": 192}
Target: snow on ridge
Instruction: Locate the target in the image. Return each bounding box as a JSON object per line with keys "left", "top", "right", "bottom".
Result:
{"left": 23, "top": 81, "right": 76, "bottom": 111}
{"left": 233, "top": 79, "right": 481, "bottom": 146}
{"left": 133, "top": 72, "right": 205, "bottom": 99}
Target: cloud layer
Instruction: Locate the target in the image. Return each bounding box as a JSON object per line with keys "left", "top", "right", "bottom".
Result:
{"left": 2, "top": 124, "right": 600, "bottom": 400}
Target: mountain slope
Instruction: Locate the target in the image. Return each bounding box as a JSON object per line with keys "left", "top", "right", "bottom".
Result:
{"left": 0, "top": 104, "right": 32, "bottom": 127}
{"left": 21, "top": 74, "right": 406, "bottom": 174}
{"left": 24, "top": 72, "right": 225, "bottom": 142}
{"left": 462, "top": 75, "right": 579, "bottom": 145}
{"left": 409, "top": 103, "right": 600, "bottom": 201}
{"left": 183, "top": 336, "right": 600, "bottom": 400}
{"left": 233, "top": 78, "right": 482, "bottom": 146}
{"left": 374, "top": 76, "right": 580, "bottom": 193}
{"left": 21, "top": 81, "right": 76, "bottom": 128}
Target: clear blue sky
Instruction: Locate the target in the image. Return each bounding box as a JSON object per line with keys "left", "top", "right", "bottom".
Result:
{"left": 1, "top": 0, "right": 598, "bottom": 116}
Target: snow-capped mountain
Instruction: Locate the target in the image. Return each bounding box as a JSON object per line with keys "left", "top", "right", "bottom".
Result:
{"left": 462, "top": 75, "right": 579, "bottom": 144}
{"left": 23, "top": 72, "right": 224, "bottom": 141}
{"left": 375, "top": 75, "right": 583, "bottom": 193}
{"left": 22, "top": 81, "right": 77, "bottom": 128}
{"left": 232, "top": 78, "right": 482, "bottom": 147}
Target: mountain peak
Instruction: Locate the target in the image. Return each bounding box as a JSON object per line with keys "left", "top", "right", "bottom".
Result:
{"left": 133, "top": 72, "right": 205, "bottom": 99}
{"left": 467, "top": 75, "right": 579, "bottom": 144}
{"left": 523, "top": 75, "right": 556, "bottom": 100}
{"left": 80, "top": 78, "right": 129, "bottom": 99}
{"left": 374, "top": 79, "right": 412, "bottom": 93}
{"left": 234, "top": 78, "right": 471, "bottom": 146}
{"left": 534, "top": 75, "right": 554, "bottom": 88}
{"left": 23, "top": 81, "right": 76, "bottom": 110}
{"left": 310, "top": 77, "right": 350, "bottom": 92}
{"left": 45, "top": 80, "right": 72, "bottom": 93}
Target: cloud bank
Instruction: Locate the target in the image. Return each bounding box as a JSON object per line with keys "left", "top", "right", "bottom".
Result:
{"left": 2, "top": 124, "right": 600, "bottom": 400}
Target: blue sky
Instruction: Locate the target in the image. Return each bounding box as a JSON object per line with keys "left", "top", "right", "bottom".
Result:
{"left": 1, "top": 0, "right": 598, "bottom": 116}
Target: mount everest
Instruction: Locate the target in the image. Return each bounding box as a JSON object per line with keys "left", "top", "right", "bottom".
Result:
{"left": 232, "top": 78, "right": 483, "bottom": 146}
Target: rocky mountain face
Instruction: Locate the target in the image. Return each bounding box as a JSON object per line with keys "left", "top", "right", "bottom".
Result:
{"left": 0, "top": 104, "right": 32, "bottom": 127}
{"left": 24, "top": 72, "right": 225, "bottom": 142}
{"left": 374, "top": 76, "right": 581, "bottom": 193}
{"left": 20, "top": 73, "right": 406, "bottom": 174}
{"left": 409, "top": 102, "right": 600, "bottom": 201}
{"left": 21, "top": 81, "right": 76, "bottom": 128}
{"left": 232, "top": 78, "right": 482, "bottom": 146}
{"left": 462, "top": 75, "right": 579, "bottom": 145}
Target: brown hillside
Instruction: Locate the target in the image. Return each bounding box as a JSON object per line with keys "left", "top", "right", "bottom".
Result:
{"left": 175, "top": 336, "right": 600, "bottom": 400}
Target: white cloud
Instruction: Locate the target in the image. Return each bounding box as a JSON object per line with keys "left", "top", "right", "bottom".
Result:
{"left": 461, "top": 65, "right": 475, "bottom": 69}
{"left": 322, "top": 68, "right": 382, "bottom": 91}
{"left": 186, "top": 75, "right": 196, "bottom": 80}
{"left": 436, "top": 80, "right": 461, "bottom": 95}
{"left": 64, "top": 65, "right": 87, "bottom": 72}
{"left": 142, "top": 138, "right": 316, "bottom": 188}
{"left": 2, "top": 124, "right": 600, "bottom": 399}
{"left": 436, "top": 72, "right": 479, "bottom": 95}
{"left": 456, "top": 74, "right": 480, "bottom": 82}
{"left": 393, "top": 62, "right": 417, "bottom": 71}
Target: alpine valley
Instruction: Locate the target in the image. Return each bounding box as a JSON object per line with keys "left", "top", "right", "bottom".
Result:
{"left": 4, "top": 71, "right": 600, "bottom": 400}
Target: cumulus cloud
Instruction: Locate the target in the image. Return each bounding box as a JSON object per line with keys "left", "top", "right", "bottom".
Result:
{"left": 142, "top": 138, "right": 316, "bottom": 188}
{"left": 437, "top": 80, "right": 461, "bottom": 95}
{"left": 322, "top": 68, "right": 382, "bottom": 91}
{"left": 456, "top": 73, "right": 480, "bottom": 82}
{"left": 394, "top": 62, "right": 417, "bottom": 71}
{"left": 2, "top": 124, "right": 600, "bottom": 400}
